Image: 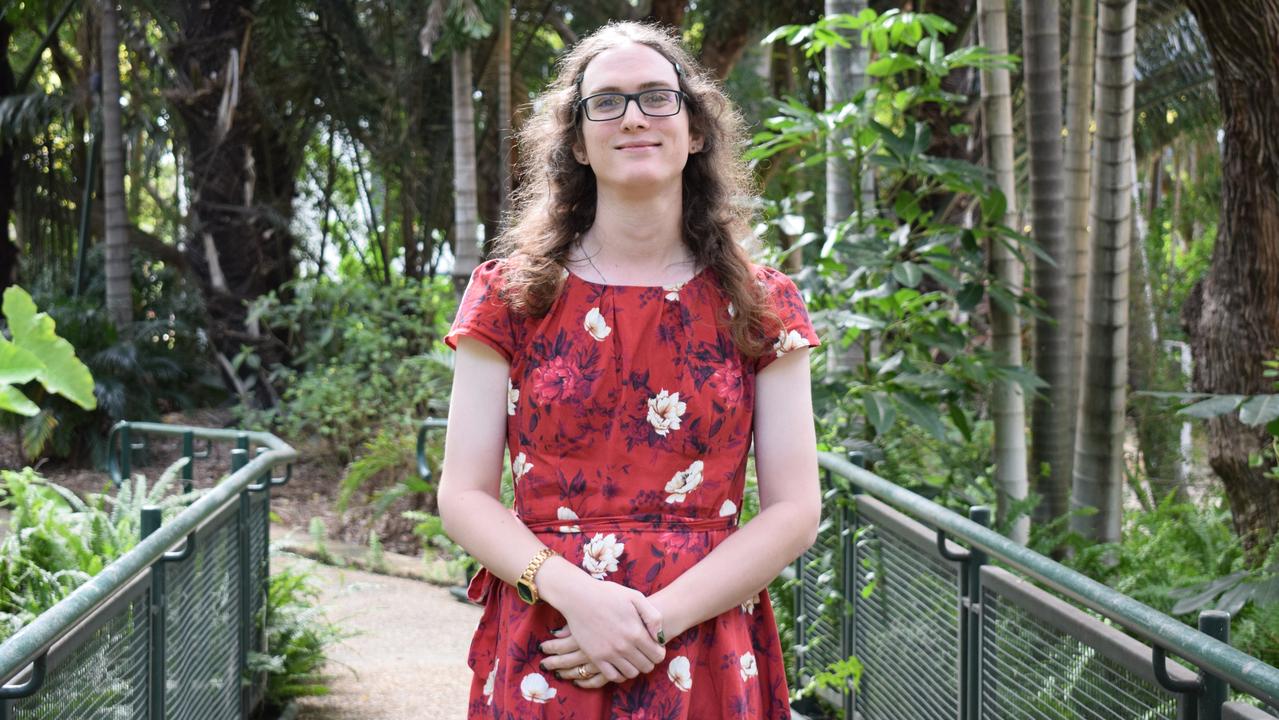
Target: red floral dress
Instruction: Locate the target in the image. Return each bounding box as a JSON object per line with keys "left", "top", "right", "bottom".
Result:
{"left": 445, "top": 258, "right": 820, "bottom": 719}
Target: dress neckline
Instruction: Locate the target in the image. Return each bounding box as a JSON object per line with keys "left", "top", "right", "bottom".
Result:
{"left": 563, "top": 264, "right": 711, "bottom": 290}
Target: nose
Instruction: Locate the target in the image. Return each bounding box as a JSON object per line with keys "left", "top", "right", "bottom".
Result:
{"left": 619, "top": 98, "right": 650, "bottom": 130}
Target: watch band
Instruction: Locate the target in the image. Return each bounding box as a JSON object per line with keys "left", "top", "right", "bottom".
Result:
{"left": 517, "top": 547, "right": 557, "bottom": 604}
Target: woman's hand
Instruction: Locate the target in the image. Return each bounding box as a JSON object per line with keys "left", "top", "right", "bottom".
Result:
{"left": 540, "top": 629, "right": 612, "bottom": 689}
{"left": 543, "top": 579, "right": 665, "bottom": 684}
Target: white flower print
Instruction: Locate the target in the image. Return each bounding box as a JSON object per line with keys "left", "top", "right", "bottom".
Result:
{"left": 581, "top": 533, "right": 625, "bottom": 579}
{"left": 741, "top": 593, "right": 758, "bottom": 614}
{"left": 719, "top": 499, "right": 738, "bottom": 517}
{"left": 584, "top": 307, "right": 612, "bottom": 341}
{"left": 647, "top": 390, "right": 687, "bottom": 437}
{"left": 519, "top": 673, "right": 557, "bottom": 703}
{"left": 512, "top": 452, "right": 533, "bottom": 482}
{"left": 664, "top": 460, "right": 704, "bottom": 504}
{"left": 663, "top": 282, "right": 684, "bottom": 302}
{"left": 667, "top": 655, "right": 693, "bottom": 692}
{"left": 726, "top": 302, "right": 736, "bottom": 318}
{"left": 773, "top": 328, "right": 809, "bottom": 357}
{"left": 739, "top": 652, "right": 758, "bottom": 681}
{"left": 556, "top": 506, "right": 581, "bottom": 534}
{"left": 507, "top": 378, "right": 519, "bottom": 416}
{"left": 483, "top": 659, "right": 499, "bottom": 704}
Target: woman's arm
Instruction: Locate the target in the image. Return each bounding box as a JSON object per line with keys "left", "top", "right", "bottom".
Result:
{"left": 543, "top": 347, "right": 821, "bottom": 686}
{"left": 438, "top": 337, "right": 665, "bottom": 682}
{"left": 646, "top": 346, "right": 821, "bottom": 635}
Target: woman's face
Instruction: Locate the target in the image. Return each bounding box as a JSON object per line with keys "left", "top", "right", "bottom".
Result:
{"left": 572, "top": 42, "right": 702, "bottom": 193}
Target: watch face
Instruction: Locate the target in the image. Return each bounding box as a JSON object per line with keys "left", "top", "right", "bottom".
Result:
{"left": 516, "top": 581, "right": 535, "bottom": 604}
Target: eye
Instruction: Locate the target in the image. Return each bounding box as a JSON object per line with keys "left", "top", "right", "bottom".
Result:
{"left": 642, "top": 91, "right": 675, "bottom": 107}
{"left": 589, "top": 95, "right": 622, "bottom": 110}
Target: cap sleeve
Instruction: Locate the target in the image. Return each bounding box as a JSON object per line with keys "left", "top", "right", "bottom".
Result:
{"left": 755, "top": 266, "right": 820, "bottom": 373}
{"left": 444, "top": 259, "right": 517, "bottom": 362}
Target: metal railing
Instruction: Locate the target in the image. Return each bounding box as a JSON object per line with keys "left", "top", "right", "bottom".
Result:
{"left": 794, "top": 453, "right": 1279, "bottom": 720}
{"left": 0, "top": 422, "right": 295, "bottom": 720}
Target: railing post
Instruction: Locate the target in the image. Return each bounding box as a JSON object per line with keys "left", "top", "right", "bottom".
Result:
{"left": 231, "top": 447, "right": 250, "bottom": 717}
{"left": 120, "top": 424, "right": 132, "bottom": 482}
{"left": 844, "top": 451, "right": 865, "bottom": 720}
{"left": 141, "top": 506, "right": 164, "bottom": 720}
{"left": 181, "top": 431, "right": 194, "bottom": 493}
{"left": 1198, "top": 611, "right": 1230, "bottom": 720}
{"left": 963, "top": 506, "right": 990, "bottom": 720}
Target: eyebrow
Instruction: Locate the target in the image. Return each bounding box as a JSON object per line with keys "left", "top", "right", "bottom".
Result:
{"left": 584, "top": 80, "right": 675, "bottom": 94}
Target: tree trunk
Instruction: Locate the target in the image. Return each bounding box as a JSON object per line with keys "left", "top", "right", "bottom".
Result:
{"left": 99, "top": 0, "right": 131, "bottom": 328}
{"left": 1063, "top": 0, "right": 1095, "bottom": 478}
{"left": 699, "top": 3, "right": 756, "bottom": 80}
{"left": 167, "top": 0, "right": 298, "bottom": 372}
{"left": 497, "top": 0, "right": 512, "bottom": 225}
{"left": 647, "top": 0, "right": 687, "bottom": 28}
{"left": 978, "top": 0, "right": 1028, "bottom": 544}
{"left": 1071, "top": 0, "right": 1136, "bottom": 545}
{"left": 1183, "top": 0, "right": 1279, "bottom": 564}
{"left": 1022, "top": 0, "right": 1074, "bottom": 528}
{"left": 451, "top": 46, "right": 481, "bottom": 294}
{"left": 825, "top": 0, "right": 870, "bottom": 232}
{"left": 0, "top": 17, "right": 18, "bottom": 290}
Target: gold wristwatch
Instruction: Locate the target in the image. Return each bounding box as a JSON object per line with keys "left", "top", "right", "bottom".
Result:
{"left": 516, "top": 547, "right": 557, "bottom": 604}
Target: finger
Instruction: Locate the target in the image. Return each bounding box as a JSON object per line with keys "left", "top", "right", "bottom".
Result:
{"left": 596, "top": 660, "right": 625, "bottom": 684}
{"left": 539, "top": 636, "right": 580, "bottom": 656}
{"left": 552, "top": 626, "right": 569, "bottom": 637}
{"left": 611, "top": 656, "right": 642, "bottom": 680}
{"left": 573, "top": 671, "right": 611, "bottom": 690}
{"left": 543, "top": 650, "right": 590, "bottom": 674}
{"left": 624, "top": 647, "right": 656, "bottom": 675}
{"left": 632, "top": 597, "right": 665, "bottom": 646}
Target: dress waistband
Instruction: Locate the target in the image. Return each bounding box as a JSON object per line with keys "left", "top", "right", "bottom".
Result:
{"left": 521, "top": 514, "right": 736, "bottom": 534}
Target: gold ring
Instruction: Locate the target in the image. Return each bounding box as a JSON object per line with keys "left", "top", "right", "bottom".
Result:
{"left": 576, "top": 665, "right": 592, "bottom": 679}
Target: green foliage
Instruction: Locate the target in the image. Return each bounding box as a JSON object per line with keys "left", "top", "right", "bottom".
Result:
{"left": 2, "top": 252, "right": 224, "bottom": 464}
{"left": 752, "top": 9, "right": 1039, "bottom": 495}
{"left": 0, "top": 460, "right": 193, "bottom": 642}
{"left": 0, "top": 286, "right": 96, "bottom": 416}
{"left": 248, "top": 561, "right": 348, "bottom": 707}
{"left": 1035, "top": 491, "right": 1279, "bottom": 667}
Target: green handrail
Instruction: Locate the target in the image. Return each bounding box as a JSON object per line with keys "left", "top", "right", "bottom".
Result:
{"left": 819, "top": 451, "right": 1279, "bottom": 708}
{"left": 0, "top": 422, "right": 296, "bottom": 686}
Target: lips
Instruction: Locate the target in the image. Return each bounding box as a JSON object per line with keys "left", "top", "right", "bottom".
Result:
{"left": 616, "top": 142, "right": 661, "bottom": 150}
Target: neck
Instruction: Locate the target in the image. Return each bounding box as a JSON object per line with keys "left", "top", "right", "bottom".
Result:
{"left": 580, "top": 181, "right": 691, "bottom": 282}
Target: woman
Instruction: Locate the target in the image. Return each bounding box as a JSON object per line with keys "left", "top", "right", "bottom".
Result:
{"left": 439, "top": 20, "right": 821, "bottom": 718}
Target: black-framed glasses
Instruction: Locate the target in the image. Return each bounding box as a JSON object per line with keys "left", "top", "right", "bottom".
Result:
{"left": 576, "top": 89, "right": 686, "bottom": 121}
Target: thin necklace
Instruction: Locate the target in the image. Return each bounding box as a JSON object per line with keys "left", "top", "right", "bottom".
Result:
{"left": 580, "top": 240, "right": 609, "bottom": 284}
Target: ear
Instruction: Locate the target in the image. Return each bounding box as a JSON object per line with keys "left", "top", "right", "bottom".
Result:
{"left": 572, "top": 141, "right": 590, "bottom": 165}
{"left": 689, "top": 132, "right": 705, "bottom": 154}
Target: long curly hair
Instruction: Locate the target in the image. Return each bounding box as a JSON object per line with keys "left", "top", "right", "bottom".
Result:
{"left": 492, "top": 20, "right": 780, "bottom": 358}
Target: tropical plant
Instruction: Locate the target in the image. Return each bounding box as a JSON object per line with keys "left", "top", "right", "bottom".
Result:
{"left": 248, "top": 561, "right": 348, "bottom": 707}
{"left": 0, "top": 285, "right": 95, "bottom": 418}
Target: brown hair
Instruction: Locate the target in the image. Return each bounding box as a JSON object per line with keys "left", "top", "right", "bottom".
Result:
{"left": 492, "top": 20, "right": 780, "bottom": 358}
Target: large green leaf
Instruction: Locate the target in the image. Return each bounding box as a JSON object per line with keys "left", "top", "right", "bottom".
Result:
{"left": 0, "top": 385, "right": 39, "bottom": 416}
{"left": 1178, "top": 394, "right": 1245, "bottom": 419}
{"left": 2, "top": 287, "right": 97, "bottom": 412}
{"left": 1238, "top": 394, "right": 1279, "bottom": 427}
{"left": 0, "top": 337, "right": 41, "bottom": 385}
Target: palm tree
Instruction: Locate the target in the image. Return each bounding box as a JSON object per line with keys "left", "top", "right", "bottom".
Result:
{"left": 824, "top": 0, "right": 869, "bottom": 233}
{"left": 1063, "top": 0, "right": 1095, "bottom": 453}
{"left": 1071, "top": 0, "right": 1137, "bottom": 544}
{"left": 99, "top": 0, "right": 130, "bottom": 328}
{"left": 978, "top": 0, "right": 1028, "bottom": 544}
{"left": 420, "top": 0, "right": 490, "bottom": 296}
{"left": 1021, "top": 0, "right": 1073, "bottom": 527}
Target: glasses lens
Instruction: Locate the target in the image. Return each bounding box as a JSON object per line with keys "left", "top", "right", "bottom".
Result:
{"left": 639, "top": 90, "right": 680, "bottom": 116}
{"left": 585, "top": 94, "right": 626, "bottom": 120}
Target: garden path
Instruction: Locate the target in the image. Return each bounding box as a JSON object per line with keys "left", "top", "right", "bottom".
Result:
{"left": 278, "top": 554, "right": 480, "bottom": 720}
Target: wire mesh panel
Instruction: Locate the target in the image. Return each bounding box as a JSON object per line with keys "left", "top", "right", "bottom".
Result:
{"left": 851, "top": 496, "right": 961, "bottom": 720}
{"left": 795, "top": 507, "right": 847, "bottom": 695}
{"left": 246, "top": 489, "right": 270, "bottom": 708}
{"left": 164, "top": 505, "right": 243, "bottom": 720}
{"left": 980, "top": 567, "right": 1189, "bottom": 720}
{"left": 8, "top": 576, "right": 149, "bottom": 720}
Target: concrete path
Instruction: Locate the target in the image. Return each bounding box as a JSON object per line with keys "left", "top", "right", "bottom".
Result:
{"left": 280, "top": 556, "right": 481, "bottom": 720}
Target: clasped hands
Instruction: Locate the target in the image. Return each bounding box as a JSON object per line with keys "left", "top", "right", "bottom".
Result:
{"left": 538, "top": 579, "right": 676, "bottom": 689}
